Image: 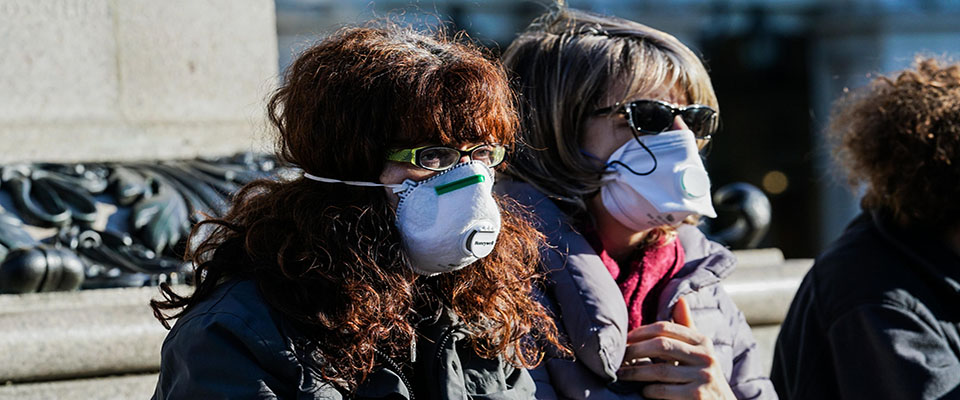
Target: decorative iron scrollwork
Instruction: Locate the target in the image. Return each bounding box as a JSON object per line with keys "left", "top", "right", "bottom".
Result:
{"left": 0, "top": 153, "right": 290, "bottom": 294}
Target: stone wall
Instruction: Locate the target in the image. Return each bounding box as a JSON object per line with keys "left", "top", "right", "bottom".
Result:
{"left": 0, "top": 0, "right": 279, "bottom": 163}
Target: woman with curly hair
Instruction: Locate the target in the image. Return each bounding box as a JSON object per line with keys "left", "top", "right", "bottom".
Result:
{"left": 150, "top": 24, "right": 564, "bottom": 399}
{"left": 772, "top": 57, "right": 960, "bottom": 399}
{"left": 497, "top": 8, "right": 775, "bottom": 400}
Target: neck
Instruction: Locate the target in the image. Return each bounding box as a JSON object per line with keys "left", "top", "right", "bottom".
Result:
{"left": 587, "top": 193, "right": 651, "bottom": 262}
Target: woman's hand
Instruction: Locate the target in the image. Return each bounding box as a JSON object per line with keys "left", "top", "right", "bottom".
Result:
{"left": 616, "top": 297, "right": 737, "bottom": 400}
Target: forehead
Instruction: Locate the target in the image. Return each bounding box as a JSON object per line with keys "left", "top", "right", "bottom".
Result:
{"left": 410, "top": 137, "right": 497, "bottom": 148}
{"left": 603, "top": 79, "right": 690, "bottom": 108}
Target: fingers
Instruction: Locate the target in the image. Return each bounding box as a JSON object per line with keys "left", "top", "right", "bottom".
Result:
{"left": 626, "top": 320, "right": 706, "bottom": 346}
{"left": 623, "top": 336, "right": 713, "bottom": 366}
{"left": 617, "top": 362, "right": 703, "bottom": 383}
{"left": 672, "top": 297, "right": 696, "bottom": 329}
{"left": 626, "top": 297, "right": 704, "bottom": 345}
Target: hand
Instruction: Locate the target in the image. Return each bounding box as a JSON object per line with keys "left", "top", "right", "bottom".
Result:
{"left": 616, "top": 297, "right": 737, "bottom": 399}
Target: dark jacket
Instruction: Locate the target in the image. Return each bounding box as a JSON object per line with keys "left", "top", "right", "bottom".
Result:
{"left": 152, "top": 279, "right": 535, "bottom": 400}
{"left": 772, "top": 211, "right": 960, "bottom": 399}
{"left": 496, "top": 180, "right": 776, "bottom": 399}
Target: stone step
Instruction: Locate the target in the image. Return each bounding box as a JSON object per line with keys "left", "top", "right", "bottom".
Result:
{"left": 0, "top": 285, "right": 167, "bottom": 315}
{"left": 0, "top": 285, "right": 188, "bottom": 383}
{"left": 0, "top": 258, "right": 813, "bottom": 384}
{"left": 0, "top": 373, "right": 158, "bottom": 400}
{"left": 731, "top": 248, "right": 785, "bottom": 269}
{"left": 723, "top": 259, "right": 813, "bottom": 325}
{"left": 747, "top": 324, "right": 781, "bottom": 375}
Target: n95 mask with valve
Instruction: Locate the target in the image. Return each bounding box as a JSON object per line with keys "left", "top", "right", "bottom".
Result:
{"left": 304, "top": 160, "right": 501, "bottom": 276}
{"left": 599, "top": 129, "right": 717, "bottom": 232}
{"left": 392, "top": 161, "right": 501, "bottom": 275}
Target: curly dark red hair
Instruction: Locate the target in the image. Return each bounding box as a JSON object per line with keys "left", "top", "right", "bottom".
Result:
{"left": 151, "top": 24, "right": 566, "bottom": 391}
{"left": 831, "top": 57, "right": 960, "bottom": 231}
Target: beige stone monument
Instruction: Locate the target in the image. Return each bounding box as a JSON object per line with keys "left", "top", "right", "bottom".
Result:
{"left": 0, "top": 0, "right": 279, "bottom": 163}
{"left": 0, "top": 1, "right": 278, "bottom": 398}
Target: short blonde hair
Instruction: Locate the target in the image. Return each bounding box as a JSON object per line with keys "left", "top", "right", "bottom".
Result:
{"left": 502, "top": 8, "right": 718, "bottom": 214}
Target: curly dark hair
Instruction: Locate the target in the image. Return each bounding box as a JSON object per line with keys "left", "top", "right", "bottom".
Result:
{"left": 831, "top": 57, "right": 960, "bottom": 231}
{"left": 150, "top": 24, "right": 566, "bottom": 391}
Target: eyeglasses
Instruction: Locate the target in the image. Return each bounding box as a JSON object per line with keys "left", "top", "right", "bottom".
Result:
{"left": 593, "top": 99, "right": 719, "bottom": 140}
{"left": 386, "top": 143, "right": 506, "bottom": 171}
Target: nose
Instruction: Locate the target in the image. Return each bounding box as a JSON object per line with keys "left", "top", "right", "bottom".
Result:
{"left": 459, "top": 154, "right": 472, "bottom": 164}
{"left": 671, "top": 115, "right": 689, "bottom": 131}
{"left": 673, "top": 115, "right": 710, "bottom": 150}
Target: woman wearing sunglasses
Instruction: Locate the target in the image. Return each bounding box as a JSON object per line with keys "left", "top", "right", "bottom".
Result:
{"left": 150, "top": 24, "right": 565, "bottom": 399}
{"left": 498, "top": 8, "right": 776, "bottom": 399}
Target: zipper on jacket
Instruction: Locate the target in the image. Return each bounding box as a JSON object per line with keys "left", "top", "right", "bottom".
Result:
{"left": 374, "top": 349, "right": 416, "bottom": 400}
{"left": 432, "top": 325, "right": 458, "bottom": 392}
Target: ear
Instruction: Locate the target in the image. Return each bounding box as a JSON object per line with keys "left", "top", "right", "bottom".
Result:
{"left": 672, "top": 296, "right": 696, "bottom": 329}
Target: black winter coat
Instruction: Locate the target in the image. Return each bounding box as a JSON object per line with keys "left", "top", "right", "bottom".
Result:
{"left": 152, "top": 279, "right": 535, "bottom": 399}
{"left": 772, "top": 211, "right": 960, "bottom": 399}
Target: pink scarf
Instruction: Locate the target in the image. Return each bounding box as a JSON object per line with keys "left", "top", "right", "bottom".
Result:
{"left": 584, "top": 229, "right": 685, "bottom": 331}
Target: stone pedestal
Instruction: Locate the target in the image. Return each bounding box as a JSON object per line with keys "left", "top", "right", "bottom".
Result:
{"left": 0, "top": 1, "right": 278, "bottom": 395}
{"left": 0, "top": 0, "right": 279, "bottom": 163}
{"left": 0, "top": 285, "right": 190, "bottom": 383}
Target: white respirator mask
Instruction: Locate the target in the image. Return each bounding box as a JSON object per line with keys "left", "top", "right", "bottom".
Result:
{"left": 304, "top": 161, "right": 501, "bottom": 276}
{"left": 597, "top": 129, "right": 717, "bottom": 231}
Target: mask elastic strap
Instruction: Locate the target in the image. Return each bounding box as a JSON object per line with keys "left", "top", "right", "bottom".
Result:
{"left": 605, "top": 133, "right": 658, "bottom": 176}
{"left": 302, "top": 172, "right": 412, "bottom": 193}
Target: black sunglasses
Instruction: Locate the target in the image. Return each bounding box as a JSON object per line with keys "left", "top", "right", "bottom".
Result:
{"left": 593, "top": 99, "right": 719, "bottom": 140}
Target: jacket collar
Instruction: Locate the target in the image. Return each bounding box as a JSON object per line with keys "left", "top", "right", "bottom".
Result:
{"left": 869, "top": 210, "right": 960, "bottom": 295}
{"left": 653, "top": 224, "right": 737, "bottom": 321}
{"left": 495, "top": 179, "right": 736, "bottom": 282}
{"left": 496, "top": 179, "right": 738, "bottom": 323}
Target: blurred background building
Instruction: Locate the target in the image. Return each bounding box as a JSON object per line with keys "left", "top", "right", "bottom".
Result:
{"left": 276, "top": 0, "right": 960, "bottom": 258}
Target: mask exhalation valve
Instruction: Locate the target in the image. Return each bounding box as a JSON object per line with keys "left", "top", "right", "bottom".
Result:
{"left": 463, "top": 223, "right": 497, "bottom": 258}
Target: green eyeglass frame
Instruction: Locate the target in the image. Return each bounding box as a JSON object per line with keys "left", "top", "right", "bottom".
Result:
{"left": 386, "top": 143, "right": 506, "bottom": 172}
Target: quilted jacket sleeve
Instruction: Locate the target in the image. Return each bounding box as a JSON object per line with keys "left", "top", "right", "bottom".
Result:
{"left": 496, "top": 179, "right": 630, "bottom": 382}
{"left": 675, "top": 284, "right": 777, "bottom": 400}
{"left": 726, "top": 299, "right": 778, "bottom": 399}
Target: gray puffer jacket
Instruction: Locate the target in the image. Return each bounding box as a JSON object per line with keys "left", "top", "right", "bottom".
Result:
{"left": 152, "top": 279, "right": 535, "bottom": 399}
{"left": 497, "top": 180, "right": 776, "bottom": 399}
